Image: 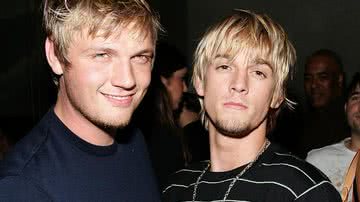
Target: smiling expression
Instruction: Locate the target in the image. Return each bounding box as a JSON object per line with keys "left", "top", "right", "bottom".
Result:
{"left": 304, "top": 55, "right": 342, "bottom": 109}
{"left": 50, "top": 24, "right": 154, "bottom": 132}
{"left": 346, "top": 85, "right": 360, "bottom": 135}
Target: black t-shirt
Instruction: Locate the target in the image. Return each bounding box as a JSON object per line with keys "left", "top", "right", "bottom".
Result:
{"left": 0, "top": 109, "right": 160, "bottom": 201}
{"left": 163, "top": 143, "right": 341, "bottom": 202}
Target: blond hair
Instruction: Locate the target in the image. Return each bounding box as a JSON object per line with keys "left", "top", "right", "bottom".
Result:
{"left": 43, "top": 0, "right": 162, "bottom": 83}
{"left": 192, "top": 9, "right": 296, "bottom": 131}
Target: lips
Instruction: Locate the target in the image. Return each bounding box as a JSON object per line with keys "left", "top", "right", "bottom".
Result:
{"left": 223, "top": 101, "right": 248, "bottom": 110}
{"left": 101, "top": 92, "right": 134, "bottom": 107}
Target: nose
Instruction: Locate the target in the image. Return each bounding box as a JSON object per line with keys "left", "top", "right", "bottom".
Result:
{"left": 110, "top": 60, "right": 136, "bottom": 89}
{"left": 182, "top": 81, "right": 188, "bottom": 92}
{"left": 310, "top": 77, "right": 319, "bottom": 89}
{"left": 230, "top": 69, "right": 248, "bottom": 94}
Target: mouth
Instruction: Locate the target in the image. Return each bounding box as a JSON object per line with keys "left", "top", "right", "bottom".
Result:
{"left": 354, "top": 113, "right": 360, "bottom": 119}
{"left": 101, "top": 92, "right": 135, "bottom": 107}
{"left": 223, "top": 102, "right": 248, "bottom": 110}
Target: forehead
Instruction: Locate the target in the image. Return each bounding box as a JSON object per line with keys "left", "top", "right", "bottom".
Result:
{"left": 78, "top": 23, "right": 154, "bottom": 46}
{"left": 305, "top": 55, "right": 339, "bottom": 74}
{"left": 349, "top": 84, "right": 360, "bottom": 96}
{"left": 213, "top": 46, "right": 270, "bottom": 65}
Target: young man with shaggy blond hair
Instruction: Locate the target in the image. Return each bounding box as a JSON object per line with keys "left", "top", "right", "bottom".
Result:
{"left": 0, "top": 0, "right": 161, "bottom": 201}
{"left": 162, "top": 9, "right": 341, "bottom": 202}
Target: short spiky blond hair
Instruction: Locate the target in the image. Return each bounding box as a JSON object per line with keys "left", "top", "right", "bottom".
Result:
{"left": 192, "top": 9, "right": 296, "bottom": 131}
{"left": 43, "top": 0, "right": 161, "bottom": 67}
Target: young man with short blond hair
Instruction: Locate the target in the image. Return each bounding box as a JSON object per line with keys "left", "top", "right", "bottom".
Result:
{"left": 162, "top": 9, "right": 341, "bottom": 202}
{"left": 0, "top": 0, "right": 161, "bottom": 201}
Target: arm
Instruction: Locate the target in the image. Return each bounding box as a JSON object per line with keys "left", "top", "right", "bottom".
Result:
{"left": 295, "top": 181, "right": 341, "bottom": 202}
{"left": 0, "top": 176, "right": 52, "bottom": 201}
{"left": 355, "top": 153, "right": 360, "bottom": 201}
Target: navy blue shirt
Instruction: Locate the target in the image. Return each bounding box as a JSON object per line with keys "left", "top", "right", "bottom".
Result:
{"left": 0, "top": 109, "right": 160, "bottom": 201}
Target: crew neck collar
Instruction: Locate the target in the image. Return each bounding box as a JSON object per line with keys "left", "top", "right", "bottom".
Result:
{"left": 48, "top": 108, "right": 118, "bottom": 156}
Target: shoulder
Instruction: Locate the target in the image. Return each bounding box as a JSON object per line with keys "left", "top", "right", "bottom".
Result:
{"left": 306, "top": 139, "right": 348, "bottom": 160}
{"left": 263, "top": 147, "right": 330, "bottom": 183}
{"left": 259, "top": 144, "right": 340, "bottom": 200}
{"left": 162, "top": 161, "right": 208, "bottom": 201}
{"left": 0, "top": 175, "right": 51, "bottom": 201}
{"left": 162, "top": 161, "right": 208, "bottom": 192}
{"left": 0, "top": 112, "right": 53, "bottom": 177}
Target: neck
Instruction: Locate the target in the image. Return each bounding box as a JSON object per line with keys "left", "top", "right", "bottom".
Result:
{"left": 179, "top": 110, "right": 199, "bottom": 128}
{"left": 54, "top": 89, "right": 115, "bottom": 146}
{"left": 208, "top": 121, "right": 267, "bottom": 172}
{"left": 349, "top": 132, "right": 360, "bottom": 152}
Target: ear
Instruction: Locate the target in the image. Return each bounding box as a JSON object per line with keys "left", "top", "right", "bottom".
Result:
{"left": 270, "top": 92, "right": 284, "bottom": 109}
{"left": 194, "top": 76, "right": 204, "bottom": 96}
{"left": 45, "top": 38, "right": 64, "bottom": 76}
{"left": 338, "top": 73, "right": 344, "bottom": 88}
{"left": 344, "top": 102, "right": 347, "bottom": 113}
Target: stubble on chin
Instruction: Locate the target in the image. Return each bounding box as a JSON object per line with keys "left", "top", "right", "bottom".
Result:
{"left": 77, "top": 105, "right": 132, "bottom": 137}
{"left": 209, "top": 115, "right": 251, "bottom": 138}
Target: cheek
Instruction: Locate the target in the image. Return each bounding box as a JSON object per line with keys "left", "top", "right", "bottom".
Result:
{"left": 135, "top": 68, "right": 152, "bottom": 89}
{"left": 175, "top": 80, "right": 184, "bottom": 92}
{"left": 168, "top": 78, "right": 183, "bottom": 93}
{"left": 72, "top": 62, "right": 108, "bottom": 88}
{"left": 320, "top": 79, "right": 333, "bottom": 88}
{"left": 255, "top": 83, "right": 275, "bottom": 106}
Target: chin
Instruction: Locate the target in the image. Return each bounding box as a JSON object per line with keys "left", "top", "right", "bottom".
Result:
{"left": 213, "top": 119, "right": 250, "bottom": 138}
{"left": 85, "top": 110, "right": 132, "bottom": 131}
{"left": 95, "top": 118, "right": 130, "bottom": 131}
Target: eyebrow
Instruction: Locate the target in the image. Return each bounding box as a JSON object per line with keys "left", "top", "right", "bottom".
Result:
{"left": 350, "top": 90, "right": 360, "bottom": 97}
{"left": 304, "top": 71, "right": 330, "bottom": 76}
{"left": 214, "top": 54, "right": 231, "bottom": 60}
{"left": 83, "top": 47, "right": 154, "bottom": 57}
{"left": 251, "top": 58, "right": 272, "bottom": 67}
{"left": 134, "top": 48, "right": 154, "bottom": 56}
{"left": 212, "top": 55, "right": 273, "bottom": 71}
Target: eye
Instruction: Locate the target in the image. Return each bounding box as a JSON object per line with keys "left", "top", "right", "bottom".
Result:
{"left": 182, "top": 74, "right": 188, "bottom": 82}
{"left": 304, "top": 75, "right": 311, "bottom": 81}
{"left": 94, "top": 52, "right": 108, "bottom": 58}
{"left": 216, "top": 65, "right": 231, "bottom": 71}
{"left": 318, "top": 73, "right": 330, "bottom": 81}
{"left": 252, "top": 70, "right": 266, "bottom": 79}
{"left": 92, "top": 52, "right": 110, "bottom": 62}
{"left": 350, "top": 95, "right": 360, "bottom": 102}
{"left": 132, "top": 55, "right": 153, "bottom": 64}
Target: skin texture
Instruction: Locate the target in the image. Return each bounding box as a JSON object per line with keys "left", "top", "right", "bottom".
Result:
{"left": 348, "top": 85, "right": 360, "bottom": 199}
{"left": 45, "top": 24, "right": 154, "bottom": 146}
{"left": 196, "top": 53, "right": 281, "bottom": 138}
{"left": 194, "top": 52, "right": 282, "bottom": 171}
{"left": 346, "top": 85, "right": 360, "bottom": 138}
{"left": 304, "top": 55, "right": 343, "bottom": 109}
{"left": 161, "top": 67, "right": 188, "bottom": 110}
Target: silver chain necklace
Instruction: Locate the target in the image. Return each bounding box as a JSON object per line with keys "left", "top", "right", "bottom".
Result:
{"left": 192, "top": 140, "right": 270, "bottom": 202}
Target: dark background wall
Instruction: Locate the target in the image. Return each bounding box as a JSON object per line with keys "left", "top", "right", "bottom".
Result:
{"left": 0, "top": 0, "right": 359, "bottom": 134}
{"left": 185, "top": 0, "right": 360, "bottom": 103}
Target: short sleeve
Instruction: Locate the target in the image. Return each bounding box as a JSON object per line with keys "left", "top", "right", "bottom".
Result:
{"left": 295, "top": 181, "right": 341, "bottom": 202}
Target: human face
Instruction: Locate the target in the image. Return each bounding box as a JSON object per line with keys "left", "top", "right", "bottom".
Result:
{"left": 304, "top": 55, "right": 342, "bottom": 109}
{"left": 346, "top": 85, "right": 360, "bottom": 135}
{"left": 49, "top": 24, "right": 154, "bottom": 131}
{"left": 162, "top": 67, "right": 188, "bottom": 110}
{"left": 195, "top": 52, "right": 282, "bottom": 138}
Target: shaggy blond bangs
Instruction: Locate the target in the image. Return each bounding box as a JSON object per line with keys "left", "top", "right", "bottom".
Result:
{"left": 44, "top": 0, "right": 161, "bottom": 65}
{"left": 192, "top": 9, "right": 296, "bottom": 130}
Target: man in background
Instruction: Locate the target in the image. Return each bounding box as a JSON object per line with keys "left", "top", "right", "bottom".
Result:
{"left": 307, "top": 72, "right": 360, "bottom": 200}
{"left": 299, "top": 49, "right": 348, "bottom": 157}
